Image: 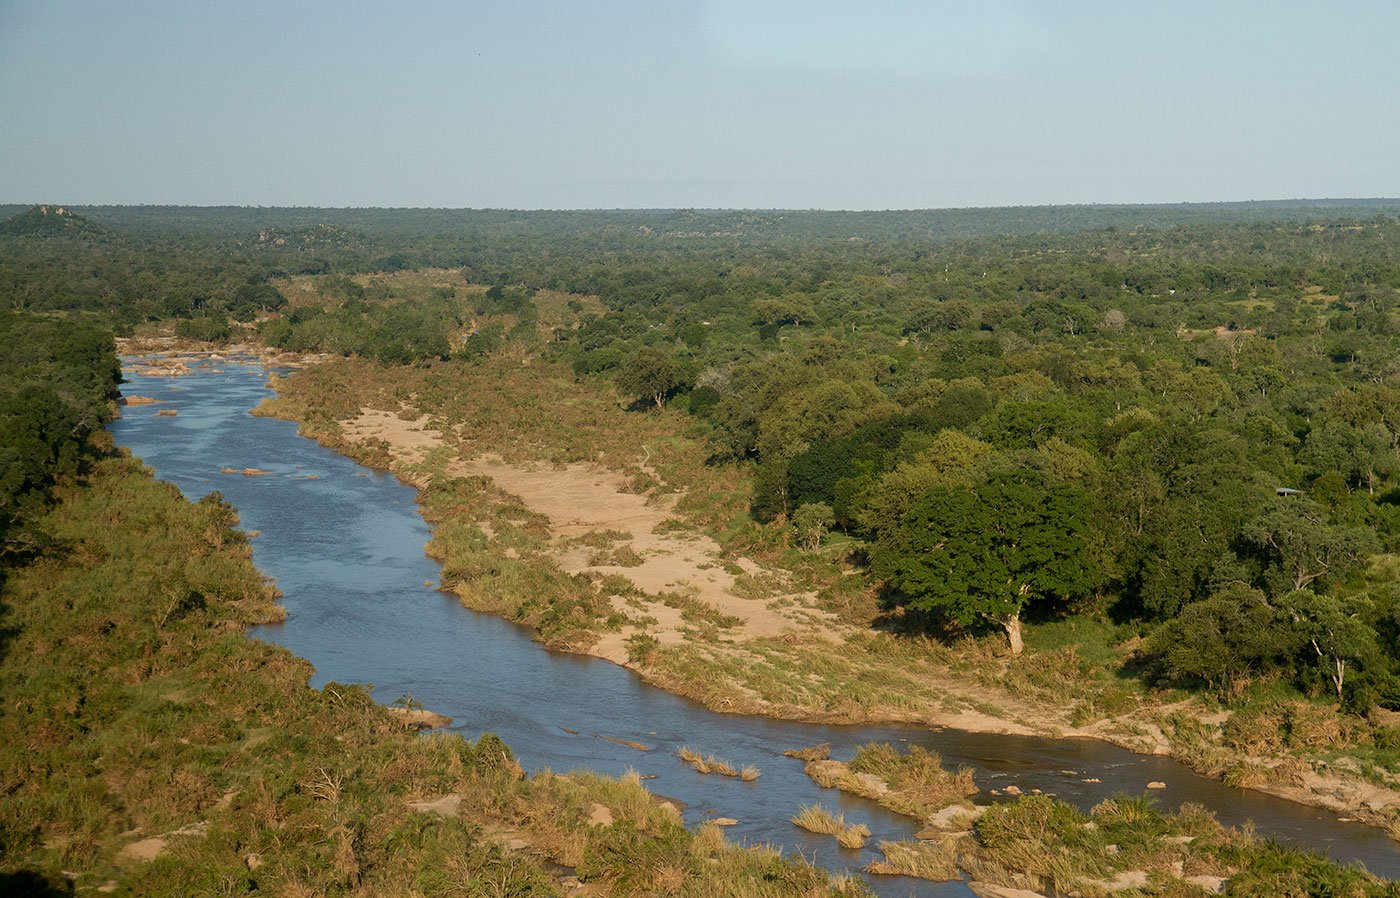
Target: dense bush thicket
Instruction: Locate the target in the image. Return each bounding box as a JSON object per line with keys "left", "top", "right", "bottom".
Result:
{"left": 0, "top": 311, "right": 119, "bottom": 555}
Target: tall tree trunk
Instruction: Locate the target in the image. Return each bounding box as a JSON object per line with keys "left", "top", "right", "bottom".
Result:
{"left": 1004, "top": 612, "right": 1024, "bottom": 656}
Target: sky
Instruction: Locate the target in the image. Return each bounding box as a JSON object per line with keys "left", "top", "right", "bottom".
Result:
{"left": 1, "top": 1, "right": 1397, "bottom": 209}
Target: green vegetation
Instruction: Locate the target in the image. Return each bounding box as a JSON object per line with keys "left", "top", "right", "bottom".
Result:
{"left": 0, "top": 311, "right": 118, "bottom": 555}
{"left": 0, "top": 313, "right": 866, "bottom": 896}
{"left": 869, "top": 469, "right": 1097, "bottom": 653}
{"left": 10, "top": 200, "right": 1400, "bottom": 865}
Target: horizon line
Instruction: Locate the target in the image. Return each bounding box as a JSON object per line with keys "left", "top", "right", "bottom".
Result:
{"left": 4, "top": 197, "right": 1400, "bottom": 215}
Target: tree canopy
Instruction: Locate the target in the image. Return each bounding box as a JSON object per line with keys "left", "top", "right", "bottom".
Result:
{"left": 869, "top": 469, "right": 1098, "bottom": 653}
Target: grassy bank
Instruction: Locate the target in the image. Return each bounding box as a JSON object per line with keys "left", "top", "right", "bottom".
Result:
{"left": 0, "top": 452, "right": 867, "bottom": 897}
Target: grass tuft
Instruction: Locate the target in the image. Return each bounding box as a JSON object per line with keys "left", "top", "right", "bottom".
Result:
{"left": 678, "top": 746, "right": 758, "bottom": 780}
{"left": 863, "top": 839, "right": 960, "bottom": 881}
{"left": 791, "top": 805, "right": 871, "bottom": 849}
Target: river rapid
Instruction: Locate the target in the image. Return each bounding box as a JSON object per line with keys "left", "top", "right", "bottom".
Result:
{"left": 111, "top": 357, "right": 1400, "bottom": 895}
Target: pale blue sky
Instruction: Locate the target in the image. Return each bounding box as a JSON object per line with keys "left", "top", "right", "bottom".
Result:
{"left": 1, "top": 1, "right": 1396, "bottom": 209}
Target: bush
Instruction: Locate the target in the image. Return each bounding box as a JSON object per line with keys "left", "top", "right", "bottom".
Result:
{"left": 174, "top": 315, "right": 231, "bottom": 343}
{"left": 792, "top": 502, "right": 835, "bottom": 550}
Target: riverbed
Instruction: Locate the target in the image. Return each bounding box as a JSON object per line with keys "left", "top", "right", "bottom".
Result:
{"left": 111, "top": 357, "right": 1400, "bottom": 893}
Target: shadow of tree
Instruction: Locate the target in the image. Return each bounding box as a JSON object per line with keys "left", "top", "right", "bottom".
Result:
{"left": 0, "top": 871, "right": 76, "bottom": 897}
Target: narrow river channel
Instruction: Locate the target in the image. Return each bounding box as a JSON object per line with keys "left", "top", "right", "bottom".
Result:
{"left": 111, "top": 356, "right": 1400, "bottom": 895}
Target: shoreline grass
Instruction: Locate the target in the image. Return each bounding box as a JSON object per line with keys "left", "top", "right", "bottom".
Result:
{"left": 678, "top": 746, "right": 761, "bottom": 781}
{"left": 791, "top": 805, "right": 872, "bottom": 849}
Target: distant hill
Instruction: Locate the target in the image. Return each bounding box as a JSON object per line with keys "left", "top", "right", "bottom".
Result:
{"left": 0, "top": 204, "right": 111, "bottom": 238}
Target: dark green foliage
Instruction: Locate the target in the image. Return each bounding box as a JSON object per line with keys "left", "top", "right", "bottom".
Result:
{"left": 616, "top": 345, "right": 686, "bottom": 408}
{"left": 0, "top": 313, "right": 118, "bottom": 554}
{"left": 870, "top": 469, "right": 1098, "bottom": 648}
{"left": 173, "top": 315, "right": 231, "bottom": 343}
{"left": 1143, "top": 585, "right": 1298, "bottom": 697}
{"left": 1238, "top": 498, "right": 1378, "bottom": 595}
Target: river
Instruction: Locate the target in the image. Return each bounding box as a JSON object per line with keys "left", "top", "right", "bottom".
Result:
{"left": 111, "top": 356, "right": 1400, "bottom": 895}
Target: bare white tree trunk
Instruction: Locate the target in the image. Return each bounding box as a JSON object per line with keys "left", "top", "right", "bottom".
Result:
{"left": 1004, "top": 612, "right": 1024, "bottom": 656}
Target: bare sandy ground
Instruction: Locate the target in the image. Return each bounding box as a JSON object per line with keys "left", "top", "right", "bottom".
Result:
{"left": 341, "top": 409, "right": 838, "bottom": 664}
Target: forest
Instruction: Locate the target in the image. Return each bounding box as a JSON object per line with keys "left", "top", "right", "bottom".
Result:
{"left": 9, "top": 201, "right": 1400, "bottom": 713}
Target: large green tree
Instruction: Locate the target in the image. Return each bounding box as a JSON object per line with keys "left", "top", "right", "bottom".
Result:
{"left": 1239, "top": 498, "right": 1377, "bottom": 595}
{"left": 1143, "top": 584, "right": 1295, "bottom": 699}
{"left": 1278, "top": 590, "right": 1378, "bottom": 703}
{"left": 870, "top": 469, "right": 1098, "bottom": 654}
{"left": 617, "top": 345, "right": 685, "bottom": 409}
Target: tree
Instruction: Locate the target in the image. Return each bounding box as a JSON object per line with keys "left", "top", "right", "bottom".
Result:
{"left": 869, "top": 469, "right": 1098, "bottom": 654}
{"left": 858, "top": 430, "right": 995, "bottom": 536}
{"left": 617, "top": 346, "right": 684, "bottom": 409}
{"left": 791, "top": 502, "right": 835, "bottom": 551}
{"left": 1143, "top": 584, "right": 1295, "bottom": 699}
{"left": 1239, "top": 498, "right": 1377, "bottom": 595}
{"left": 1277, "top": 590, "right": 1378, "bottom": 703}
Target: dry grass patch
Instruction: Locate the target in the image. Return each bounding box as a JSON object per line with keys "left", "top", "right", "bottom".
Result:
{"left": 678, "top": 747, "right": 760, "bottom": 781}
{"left": 862, "top": 839, "right": 960, "bottom": 881}
{"left": 784, "top": 743, "right": 832, "bottom": 762}
{"left": 791, "top": 805, "right": 871, "bottom": 849}
{"left": 796, "top": 743, "right": 977, "bottom": 821}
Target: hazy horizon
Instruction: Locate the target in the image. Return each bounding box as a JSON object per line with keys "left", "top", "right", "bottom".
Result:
{"left": 6, "top": 197, "right": 1400, "bottom": 214}
{"left": 3, "top": 2, "right": 1398, "bottom": 209}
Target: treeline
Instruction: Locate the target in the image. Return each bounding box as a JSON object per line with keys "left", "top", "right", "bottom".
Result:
{"left": 5, "top": 201, "right": 1400, "bottom": 335}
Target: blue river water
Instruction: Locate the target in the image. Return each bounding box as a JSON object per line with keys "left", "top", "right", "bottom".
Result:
{"left": 111, "top": 356, "right": 1400, "bottom": 894}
